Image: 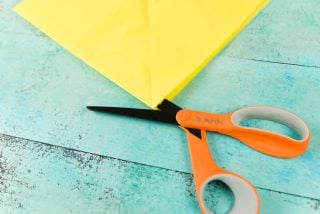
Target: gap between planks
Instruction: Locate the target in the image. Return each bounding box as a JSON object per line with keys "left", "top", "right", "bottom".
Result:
{"left": 1, "top": 30, "right": 320, "bottom": 69}
{"left": 0, "top": 132, "right": 319, "bottom": 202}
{"left": 225, "top": 55, "right": 320, "bottom": 69}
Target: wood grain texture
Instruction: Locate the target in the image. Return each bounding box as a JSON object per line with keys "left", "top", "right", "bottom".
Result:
{"left": 223, "top": 0, "right": 320, "bottom": 67}
{"left": 0, "top": 32, "right": 319, "bottom": 198}
{"left": 1, "top": 0, "right": 320, "bottom": 212}
{"left": 0, "top": 134, "right": 319, "bottom": 214}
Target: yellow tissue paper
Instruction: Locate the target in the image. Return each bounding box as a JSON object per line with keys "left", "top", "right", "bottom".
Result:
{"left": 15, "top": 0, "right": 269, "bottom": 108}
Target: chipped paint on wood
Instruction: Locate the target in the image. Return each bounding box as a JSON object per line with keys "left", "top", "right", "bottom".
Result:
{"left": 0, "top": 0, "right": 320, "bottom": 213}
{"left": 0, "top": 134, "right": 319, "bottom": 213}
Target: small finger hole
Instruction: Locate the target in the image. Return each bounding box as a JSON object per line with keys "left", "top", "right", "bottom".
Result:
{"left": 202, "top": 180, "right": 235, "bottom": 214}
{"left": 201, "top": 174, "right": 259, "bottom": 214}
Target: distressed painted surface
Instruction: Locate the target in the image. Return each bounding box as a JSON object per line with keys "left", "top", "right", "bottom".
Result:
{"left": 0, "top": 134, "right": 319, "bottom": 214}
{"left": 1, "top": 36, "right": 320, "bottom": 198}
{"left": 223, "top": 0, "right": 320, "bottom": 68}
{"left": 0, "top": 0, "right": 320, "bottom": 212}
{"left": 0, "top": 0, "right": 320, "bottom": 200}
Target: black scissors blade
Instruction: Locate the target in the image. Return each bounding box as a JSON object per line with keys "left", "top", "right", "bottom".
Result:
{"left": 87, "top": 106, "right": 178, "bottom": 125}
{"left": 87, "top": 99, "right": 202, "bottom": 138}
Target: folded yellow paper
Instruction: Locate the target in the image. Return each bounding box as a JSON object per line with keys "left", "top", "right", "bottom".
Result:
{"left": 15, "top": 0, "right": 269, "bottom": 108}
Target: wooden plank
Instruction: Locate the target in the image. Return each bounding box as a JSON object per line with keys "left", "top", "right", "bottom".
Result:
{"left": 0, "top": 28, "right": 320, "bottom": 199}
{"left": 1, "top": 0, "right": 320, "bottom": 202}
{"left": 0, "top": 134, "right": 319, "bottom": 214}
{"left": 223, "top": 0, "right": 320, "bottom": 67}
{"left": 1, "top": 0, "right": 320, "bottom": 67}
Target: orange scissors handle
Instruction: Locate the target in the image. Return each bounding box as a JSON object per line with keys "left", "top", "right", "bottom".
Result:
{"left": 182, "top": 128, "right": 260, "bottom": 214}
{"left": 177, "top": 106, "right": 310, "bottom": 158}
{"left": 87, "top": 101, "right": 311, "bottom": 213}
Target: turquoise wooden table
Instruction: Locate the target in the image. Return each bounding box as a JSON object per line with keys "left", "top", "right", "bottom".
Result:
{"left": 0, "top": 0, "right": 320, "bottom": 213}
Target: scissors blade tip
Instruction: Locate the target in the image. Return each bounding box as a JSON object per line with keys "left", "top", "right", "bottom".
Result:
{"left": 87, "top": 106, "right": 99, "bottom": 111}
{"left": 86, "top": 105, "right": 178, "bottom": 124}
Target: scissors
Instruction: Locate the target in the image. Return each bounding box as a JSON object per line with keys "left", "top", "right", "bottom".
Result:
{"left": 87, "top": 100, "right": 310, "bottom": 214}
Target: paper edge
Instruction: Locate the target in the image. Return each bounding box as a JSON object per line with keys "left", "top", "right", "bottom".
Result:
{"left": 14, "top": 0, "right": 270, "bottom": 109}
{"left": 156, "top": 0, "right": 271, "bottom": 108}
{"left": 14, "top": 2, "right": 154, "bottom": 108}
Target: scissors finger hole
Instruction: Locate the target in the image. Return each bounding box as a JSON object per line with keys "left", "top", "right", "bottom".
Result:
{"left": 202, "top": 180, "right": 235, "bottom": 214}
{"left": 200, "top": 174, "right": 259, "bottom": 214}
{"left": 231, "top": 106, "right": 309, "bottom": 141}
{"left": 239, "top": 119, "right": 301, "bottom": 140}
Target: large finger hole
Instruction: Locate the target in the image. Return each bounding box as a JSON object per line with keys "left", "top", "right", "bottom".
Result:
{"left": 239, "top": 119, "right": 301, "bottom": 140}
{"left": 232, "top": 106, "right": 309, "bottom": 141}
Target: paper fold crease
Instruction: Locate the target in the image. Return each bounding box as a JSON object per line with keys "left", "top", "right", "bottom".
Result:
{"left": 15, "top": 0, "right": 269, "bottom": 108}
